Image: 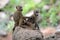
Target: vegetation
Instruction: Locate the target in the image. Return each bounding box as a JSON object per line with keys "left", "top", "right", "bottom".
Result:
{"left": 0, "top": 0, "right": 60, "bottom": 31}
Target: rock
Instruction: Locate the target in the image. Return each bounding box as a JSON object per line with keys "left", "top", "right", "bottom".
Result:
{"left": 44, "top": 27, "right": 60, "bottom": 40}
{"left": 0, "top": 0, "right": 9, "bottom": 9}
{"left": 0, "top": 12, "right": 6, "bottom": 19}
{"left": 55, "top": 29, "right": 60, "bottom": 40}
{"left": 12, "top": 27, "right": 43, "bottom": 40}
{"left": 0, "top": 32, "right": 12, "bottom": 40}
{"left": 41, "top": 27, "right": 56, "bottom": 38}
{"left": 56, "top": 25, "right": 60, "bottom": 29}
{"left": 44, "top": 35, "right": 56, "bottom": 40}
{"left": 0, "top": 30, "right": 7, "bottom": 37}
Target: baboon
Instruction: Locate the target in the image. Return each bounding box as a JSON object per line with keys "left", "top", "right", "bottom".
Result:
{"left": 13, "top": 6, "right": 23, "bottom": 31}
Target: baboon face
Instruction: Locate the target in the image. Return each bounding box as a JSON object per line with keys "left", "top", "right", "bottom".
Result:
{"left": 34, "top": 10, "right": 39, "bottom": 16}
{"left": 16, "top": 6, "right": 23, "bottom": 11}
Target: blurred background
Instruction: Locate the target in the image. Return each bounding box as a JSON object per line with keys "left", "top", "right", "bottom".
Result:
{"left": 0, "top": 0, "right": 60, "bottom": 40}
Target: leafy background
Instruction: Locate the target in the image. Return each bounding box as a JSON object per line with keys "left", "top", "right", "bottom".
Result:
{"left": 0, "top": 0, "right": 60, "bottom": 32}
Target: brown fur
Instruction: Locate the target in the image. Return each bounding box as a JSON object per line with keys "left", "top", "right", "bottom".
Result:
{"left": 13, "top": 6, "right": 40, "bottom": 31}
{"left": 25, "top": 10, "right": 40, "bottom": 30}
{"left": 13, "top": 6, "right": 23, "bottom": 31}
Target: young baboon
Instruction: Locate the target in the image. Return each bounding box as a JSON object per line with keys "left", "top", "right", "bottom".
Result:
{"left": 13, "top": 6, "right": 23, "bottom": 31}
{"left": 13, "top": 6, "right": 41, "bottom": 31}
{"left": 13, "top": 5, "right": 33, "bottom": 31}
{"left": 30, "top": 10, "right": 40, "bottom": 30}
{"left": 22, "top": 9, "right": 40, "bottom": 30}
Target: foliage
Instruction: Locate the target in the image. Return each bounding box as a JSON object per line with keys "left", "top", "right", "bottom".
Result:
{"left": 1, "top": 0, "right": 60, "bottom": 31}
{"left": 6, "top": 21, "right": 14, "bottom": 32}
{"left": 3, "top": 0, "right": 21, "bottom": 12}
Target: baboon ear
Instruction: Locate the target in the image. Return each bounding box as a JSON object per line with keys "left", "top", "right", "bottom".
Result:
{"left": 16, "top": 6, "right": 19, "bottom": 9}
{"left": 16, "top": 6, "right": 23, "bottom": 11}
{"left": 16, "top": 6, "right": 22, "bottom": 9}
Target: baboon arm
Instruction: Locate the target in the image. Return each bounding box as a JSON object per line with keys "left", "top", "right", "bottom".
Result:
{"left": 19, "top": 18, "right": 23, "bottom": 26}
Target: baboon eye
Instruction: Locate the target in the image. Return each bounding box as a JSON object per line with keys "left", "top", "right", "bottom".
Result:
{"left": 36, "top": 11, "right": 39, "bottom": 13}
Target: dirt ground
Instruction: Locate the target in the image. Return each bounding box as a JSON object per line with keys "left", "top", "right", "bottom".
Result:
{"left": 0, "top": 32, "right": 12, "bottom": 40}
